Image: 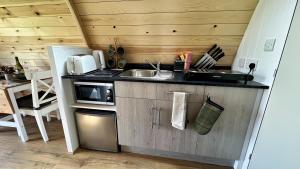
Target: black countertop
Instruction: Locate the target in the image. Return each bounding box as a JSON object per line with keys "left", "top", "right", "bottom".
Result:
{"left": 62, "top": 71, "right": 269, "bottom": 89}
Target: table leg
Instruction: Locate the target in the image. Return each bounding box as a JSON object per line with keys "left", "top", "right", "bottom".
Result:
{"left": 7, "top": 88, "right": 29, "bottom": 142}
{"left": 13, "top": 113, "right": 28, "bottom": 142}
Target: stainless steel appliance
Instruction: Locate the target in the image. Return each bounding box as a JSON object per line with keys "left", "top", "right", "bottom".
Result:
{"left": 75, "top": 109, "right": 118, "bottom": 152}
{"left": 74, "top": 81, "right": 114, "bottom": 105}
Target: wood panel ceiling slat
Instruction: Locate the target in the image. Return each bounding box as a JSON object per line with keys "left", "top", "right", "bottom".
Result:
{"left": 89, "top": 35, "right": 242, "bottom": 46}
{"left": 0, "top": 15, "right": 76, "bottom": 27}
{"left": 0, "top": 0, "right": 65, "bottom": 7}
{"left": 0, "top": 45, "right": 48, "bottom": 52}
{"left": 0, "top": 36, "right": 85, "bottom": 45}
{"left": 85, "top": 24, "right": 248, "bottom": 36}
{"left": 0, "top": 52, "right": 49, "bottom": 59}
{"left": 0, "top": 27, "right": 81, "bottom": 36}
{"left": 76, "top": 0, "right": 258, "bottom": 15}
{"left": 90, "top": 45, "right": 238, "bottom": 56}
{"left": 123, "top": 54, "right": 235, "bottom": 66}
{"left": 0, "top": 3, "right": 70, "bottom": 18}
{"left": 80, "top": 11, "right": 254, "bottom": 26}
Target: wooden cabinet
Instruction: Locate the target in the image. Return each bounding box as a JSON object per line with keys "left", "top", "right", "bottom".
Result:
{"left": 194, "top": 87, "right": 261, "bottom": 160}
{"left": 156, "top": 83, "right": 204, "bottom": 102}
{"left": 116, "top": 97, "right": 156, "bottom": 149}
{"left": 115, "top": 81, "right": 263, "bottom": 160}
{"left": 115, "top": 81, "right": 156, "bottom": 99}
{"left": 155, "top": 101, "right": 202, "bottom": 155}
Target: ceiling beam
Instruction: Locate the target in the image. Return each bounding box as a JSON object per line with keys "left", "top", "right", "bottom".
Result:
{"left": 65, "top": 0, "right": 90, "bottom": 47}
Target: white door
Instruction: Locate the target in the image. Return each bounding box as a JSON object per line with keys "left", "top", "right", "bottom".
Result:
{"left": 248, "top": 2, "right": 300, "bottom": 169}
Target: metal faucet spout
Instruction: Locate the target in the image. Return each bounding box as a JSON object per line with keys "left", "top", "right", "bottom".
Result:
{"left": 145, "top": 59, "right": 161, "bottom": 74}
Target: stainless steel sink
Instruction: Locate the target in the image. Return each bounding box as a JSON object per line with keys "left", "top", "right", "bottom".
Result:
{"left": 119, "top": 69, "right": 173, "bottom": 80}
{"left": 120, "top": 69, "right": 156, "bottom": 78}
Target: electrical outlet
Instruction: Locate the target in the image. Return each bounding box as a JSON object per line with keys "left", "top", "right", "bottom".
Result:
{"left": 245, "top": 58, "right": 258, "bottom": 71}
{"left": 264, "top": 38, "right": 276, "bottom": 51}
{"left": 238, "top": 58, "right": 246, "bottom": 68}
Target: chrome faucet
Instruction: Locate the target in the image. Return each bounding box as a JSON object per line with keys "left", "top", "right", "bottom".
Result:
{"left": 145, "top": 59, "right": 160, "bottom": 75}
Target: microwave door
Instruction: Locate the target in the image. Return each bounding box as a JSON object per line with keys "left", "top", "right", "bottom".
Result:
{"left": 75, "top": 85, "right": 102, "bottom": 103}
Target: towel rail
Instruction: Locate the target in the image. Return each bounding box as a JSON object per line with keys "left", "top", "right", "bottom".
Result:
{"left": 167, "top": 91, "right": 192, "bottom": 95}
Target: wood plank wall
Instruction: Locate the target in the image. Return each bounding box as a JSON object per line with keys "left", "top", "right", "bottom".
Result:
{"left": 0, "top": 0, "right": 258, "bottom": 70}
{"left": 74, "top": 0, "right": 258, "bottom": 65}
{"left": 0, "top": 0, "right": 85, "bottom": 70}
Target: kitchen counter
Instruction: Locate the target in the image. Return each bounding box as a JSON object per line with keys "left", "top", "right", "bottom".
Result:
{"left": 62, "top": 71, "right": 269, "bottom": 89}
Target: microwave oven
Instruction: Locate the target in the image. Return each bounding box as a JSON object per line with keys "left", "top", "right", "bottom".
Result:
{"left": 74, "top": 81, "right": 114, "bottom": 105}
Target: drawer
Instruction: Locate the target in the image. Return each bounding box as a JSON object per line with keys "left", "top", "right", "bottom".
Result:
{"left": 156, "top": 83, "right": 204, "bottom": 102}
{"left": 115, "top": 81, "right": 156, "bottom": 99}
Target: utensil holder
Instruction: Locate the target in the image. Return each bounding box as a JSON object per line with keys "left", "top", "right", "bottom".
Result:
{"left": 174, "top": 60, "right": 185, "bottom": 72}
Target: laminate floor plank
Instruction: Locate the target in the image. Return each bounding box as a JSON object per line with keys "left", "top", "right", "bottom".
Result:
{"left": 0, "top": 117, "right": 232, "bottom": 169}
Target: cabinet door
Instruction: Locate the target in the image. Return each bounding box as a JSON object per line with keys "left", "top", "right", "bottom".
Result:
{"left": 194, "top": 86, "right": 261, "bottom": 160}
{"left": 116, "top": 97, "right": 156, "bottom": 149}
{"left": 154, "top": 99, "right": 204, "bottom": 154}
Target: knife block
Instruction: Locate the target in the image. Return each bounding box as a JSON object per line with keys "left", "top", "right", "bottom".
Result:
{"left": 195, "top": 53, "right": 217, "bottom": 70}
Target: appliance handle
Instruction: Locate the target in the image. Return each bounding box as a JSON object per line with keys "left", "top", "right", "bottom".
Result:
{"left": 74, "top": 81, "right": 113, "bottom": 87}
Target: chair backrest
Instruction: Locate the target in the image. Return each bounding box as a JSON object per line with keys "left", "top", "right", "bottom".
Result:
{"left": 31, "top": 70, "right": 57, "bottom": 108}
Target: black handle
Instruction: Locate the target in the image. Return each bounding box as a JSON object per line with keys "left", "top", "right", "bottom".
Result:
{"left": 212, "top": 49, "right": 223, "bottom": 59}
{"left": 215, "top": 52, "right": 225, "bottom": 61}
{"left": 210, "top": 47, "right": 220, "bottom": 57}
{"left": 207, "top": 44, "right": 217, "bottom": 55}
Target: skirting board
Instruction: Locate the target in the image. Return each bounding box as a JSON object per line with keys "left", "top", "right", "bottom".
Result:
{"left": 121, "top": 146, "right": 234, "bottom": 167}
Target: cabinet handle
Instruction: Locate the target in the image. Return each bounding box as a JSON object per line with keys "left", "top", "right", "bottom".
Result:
{"left": 151, "top": 107, "right": 156, "bottom": 129}
{"left": 157, "top": 107, "right": 161, "bottom": 127}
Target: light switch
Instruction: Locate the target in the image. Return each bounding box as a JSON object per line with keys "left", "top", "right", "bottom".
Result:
{"left": 264, "top": 38, "right": 276, "bottom": 51}
{"left": 238, "top": 58, "right": 246, "bottom": 68}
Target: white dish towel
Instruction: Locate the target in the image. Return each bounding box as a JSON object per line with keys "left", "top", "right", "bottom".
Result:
{"left": 171, "top": 92, "right": 187, "bottom": 130}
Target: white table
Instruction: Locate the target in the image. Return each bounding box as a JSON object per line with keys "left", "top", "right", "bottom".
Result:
{"left": 0, "top": 80, "right": 30, "bottom": 142}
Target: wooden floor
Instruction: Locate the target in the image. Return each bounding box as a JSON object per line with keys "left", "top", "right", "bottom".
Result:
{"left": 0, "top": 116, "right": 232, "bottom": 169}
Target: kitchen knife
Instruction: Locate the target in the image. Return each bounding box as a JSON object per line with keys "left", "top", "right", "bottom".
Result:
{"left": 198, "top": 49, "right": 220, "bottom": 68}
{"left": 207, "top": 44, "right": 217, "bottom": 55}
{"left": 202, "top": 51, "right": 224, "bottom": 69}
{"left": 210, "top": 47, "right": 220, "bottom": 57}
{"left": 215, "top": 52, "right": 225, "bottom": 61}
{"left": 197, "top": 47, "right": 220, "bottom": 68}
{"left": 195, "top": 53, "right": 211, "bottom": 67}
{"left": 194, "top": 53, "right": 210, "bottom": 68}
{"left": 200, "top": 58, "right": 216, "bottom": 69}
{"left": 212, "top": 49, "right": 222, "bottom": 59}
{"left": 207, "top": 52, "right": 225, "bottom": 68}
{"left": 194, "top": 44, "right": 217, "bottom": 67}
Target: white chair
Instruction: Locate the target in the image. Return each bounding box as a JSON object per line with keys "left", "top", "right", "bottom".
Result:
{"left": 16, "top": 70, "right": 60, "bottom": 142}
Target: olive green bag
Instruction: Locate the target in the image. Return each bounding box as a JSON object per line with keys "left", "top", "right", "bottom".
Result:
{"left": 193, "top": 97, "right": 224, "bottom": 135}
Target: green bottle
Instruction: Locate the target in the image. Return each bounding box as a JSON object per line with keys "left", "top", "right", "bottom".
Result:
{"left": 15, "top": 57, "right": 24, "bottom": 73}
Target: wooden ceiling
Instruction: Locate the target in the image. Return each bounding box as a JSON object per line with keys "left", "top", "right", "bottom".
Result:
{"left": 0, "top": 0, "right": 85, "bottom": 70}
{"left": 0, "top": 0, "right": 258, "bottom": 70}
